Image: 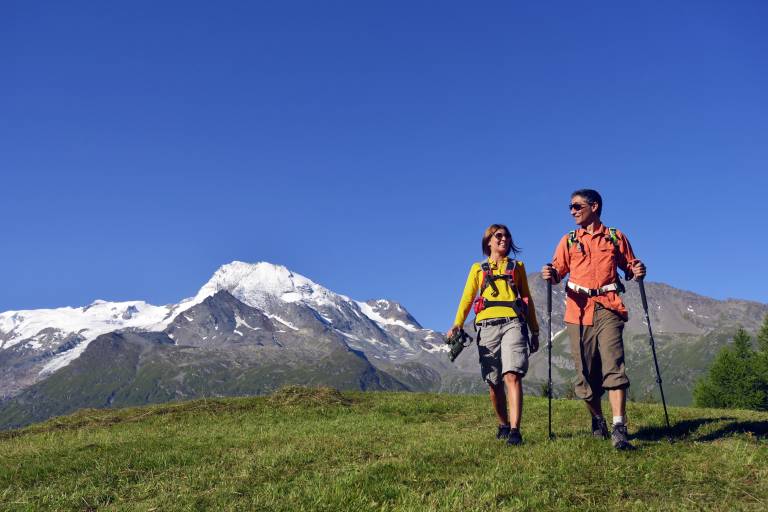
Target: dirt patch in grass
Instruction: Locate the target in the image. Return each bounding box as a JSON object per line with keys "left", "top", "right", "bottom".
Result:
{"left": 267, "top": 385, "right": 354, "bottom": 407}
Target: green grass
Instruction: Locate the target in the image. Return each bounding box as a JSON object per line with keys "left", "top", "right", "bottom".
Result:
{"left": 1, "top": 388, "right": 767, "bottom": 511}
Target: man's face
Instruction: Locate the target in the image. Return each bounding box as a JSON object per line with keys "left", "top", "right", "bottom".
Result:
{"left": 569, "top": 195, "right": 599, "bottom": 227}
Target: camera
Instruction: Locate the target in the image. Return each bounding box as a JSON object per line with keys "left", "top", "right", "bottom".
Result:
{"left": 446, "top": 328, "right": 473, "bottom": 362}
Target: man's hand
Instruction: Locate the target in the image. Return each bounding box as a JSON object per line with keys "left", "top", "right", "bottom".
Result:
{"left": 631, "top": 260, "right": 646, "bottom": 280}
{"left": 529, "top": 334, "right": 539, "bottom": 354}
{"left": 541, "top": 263, "right": 558, "bottom": 283}
{"left": 446, "top": 325, "right": 461, "bottom": 339}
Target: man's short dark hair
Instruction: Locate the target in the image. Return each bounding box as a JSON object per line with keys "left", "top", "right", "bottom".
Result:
{"left": 571, "top": 189, "right": 602, "bottom": 217}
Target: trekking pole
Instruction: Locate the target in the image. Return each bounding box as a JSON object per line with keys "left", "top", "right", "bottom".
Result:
{"left": 638, "top": 278, "right": 672, "bottom": 437}
{"left": 547, "top": 278, "right": 554, "bottom": 440}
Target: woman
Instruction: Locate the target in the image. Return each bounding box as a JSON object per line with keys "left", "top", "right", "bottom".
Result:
{"left": 447, "top": 224, "right": 539, "bottom": 446}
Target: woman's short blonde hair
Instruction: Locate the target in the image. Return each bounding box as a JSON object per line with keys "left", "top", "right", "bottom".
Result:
{"left": 481, "top": 224, "right": 521, "bottom": 257}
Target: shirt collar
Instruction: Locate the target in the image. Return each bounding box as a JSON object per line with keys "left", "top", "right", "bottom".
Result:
{"left": 576, "top": 222, "right": 606, "bottom": 236}
{"left": 487, "top": 256, "right": 508, "bottom": 268}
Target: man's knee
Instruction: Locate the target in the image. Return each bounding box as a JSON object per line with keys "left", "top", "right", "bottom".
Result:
{"left": 503, "top": 371, "right": 522, "bottom": 384}
{"left": 604, "top": 382, "right": 629, "bottom": 392}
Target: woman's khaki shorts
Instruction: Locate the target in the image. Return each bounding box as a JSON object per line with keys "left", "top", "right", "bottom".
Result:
{"left": 475, "top": 317, "right": 530, "bottom": 386}
{"left": 566, "top": 308, "right": 630, "bottom": 400}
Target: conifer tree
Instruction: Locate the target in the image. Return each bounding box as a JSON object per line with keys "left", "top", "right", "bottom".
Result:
{"left": 755, "top": 314, "right": 768, "bottom": 407}
{"left": 694, "top": 328, "right": 767, "bottom": 411}
{"left": 732, "top": 328, "right": 753, "bottom": 358}
{"left": 757, "top": 313, "right": 768, "bottom": 354}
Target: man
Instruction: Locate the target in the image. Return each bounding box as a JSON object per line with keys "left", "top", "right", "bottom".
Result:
{"left": 541, "top": 189, "right": 645, "bottom": 450}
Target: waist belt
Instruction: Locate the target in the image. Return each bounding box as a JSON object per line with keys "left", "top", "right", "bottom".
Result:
{"left": 567, "top": 281, "right": 619, "bottom": 297}
{"left": 473, "top": 296, "right": 529, "bottom": 316}
{"left": 476, "top": 317, "right": 517, "bottom": 328}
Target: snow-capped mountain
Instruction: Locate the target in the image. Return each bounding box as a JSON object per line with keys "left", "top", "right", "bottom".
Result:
{"left": 0, "top": 300, "right": 179, "bottom": 396}
{"left": 190, "top": 261, "right": 440, "bottom": 358}
{"left": 0, "top": 261, "right": 451, "bottom": 400}
{"left": 0, "top": 300, "right": 173, "bottom": 352}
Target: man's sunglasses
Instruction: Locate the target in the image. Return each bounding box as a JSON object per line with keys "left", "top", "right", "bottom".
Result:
{"left": 568, "top": 202, "right": 592, "bottom": 211}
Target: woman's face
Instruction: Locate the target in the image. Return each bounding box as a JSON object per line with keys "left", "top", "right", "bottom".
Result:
{"left": 487, "top": 229, "right": 510, "bottom": 256}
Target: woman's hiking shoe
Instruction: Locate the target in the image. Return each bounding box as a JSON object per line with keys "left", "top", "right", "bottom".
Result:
{"left": 611, "top": 423, "right": 635, "bottom": 450}
{"left": 592, "top": 416, "right": 610, "bottom": 439}
{"left": 506, "top": 428, "right": 523, "bottom": 446}
{"left": 496, "top": 425, "right": 511, "bottom": 440}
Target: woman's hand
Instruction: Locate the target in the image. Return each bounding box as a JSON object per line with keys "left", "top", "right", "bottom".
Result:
{"left": 529, "top": 334, "right": 539, "bottom": 354}
{"left": 446, "top": 325, "right": 461, "bottom": 339}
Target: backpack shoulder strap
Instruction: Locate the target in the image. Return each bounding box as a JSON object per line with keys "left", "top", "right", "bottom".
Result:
{"left": 506, "top": 259, "right": 522, "bottom": 295}
{"left": 479, "top": 261, "right": 491, "bottom": 295}
{"left": 479, "top": 261, "right": 500, "bottom": 297}
{"left": 607, "top": 227, "right": 621, "bottom": 249}
{"left": 605, "top": 228, "right": 628, "bottom": 293}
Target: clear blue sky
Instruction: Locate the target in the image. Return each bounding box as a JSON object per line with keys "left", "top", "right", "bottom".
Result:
{"left": 2, "top": 1, "right": 767, "bottom": 330}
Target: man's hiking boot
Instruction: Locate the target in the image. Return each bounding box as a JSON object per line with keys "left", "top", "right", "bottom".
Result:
{"left": 506, "top": 428, "right": 523, "bottom": 446}
{"left": 611, "top": 423, "right": 635, "bottom": 451}
{"left": 496, "top": 425, "right": 511, "bottom": 440}
{"left": 591, "top": 416, "right": 610, "bottom": 440}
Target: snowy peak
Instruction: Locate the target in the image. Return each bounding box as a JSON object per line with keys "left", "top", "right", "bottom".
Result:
{"left": 0, "top": 260, "right": 442, "bottom": 396}
{"left": 0, "top": 300, "right": 177, "bottom": 379}
{"left": 357, "top": 299, "right": 422, "bottom": 333}
{"left": 193, "top": 261, "right": 343, "bottom": 309}
{"left": 0, "top": 300, "right": 172, "bottom": 350}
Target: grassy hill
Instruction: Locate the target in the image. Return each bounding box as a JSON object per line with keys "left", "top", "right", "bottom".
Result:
{"left": 1, "top": 388, "right": 767, "bottom": 511}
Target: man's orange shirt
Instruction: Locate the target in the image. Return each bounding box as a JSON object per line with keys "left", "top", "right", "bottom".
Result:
{"left": 551, "top": 223, "right": 638, "bottom": 326}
